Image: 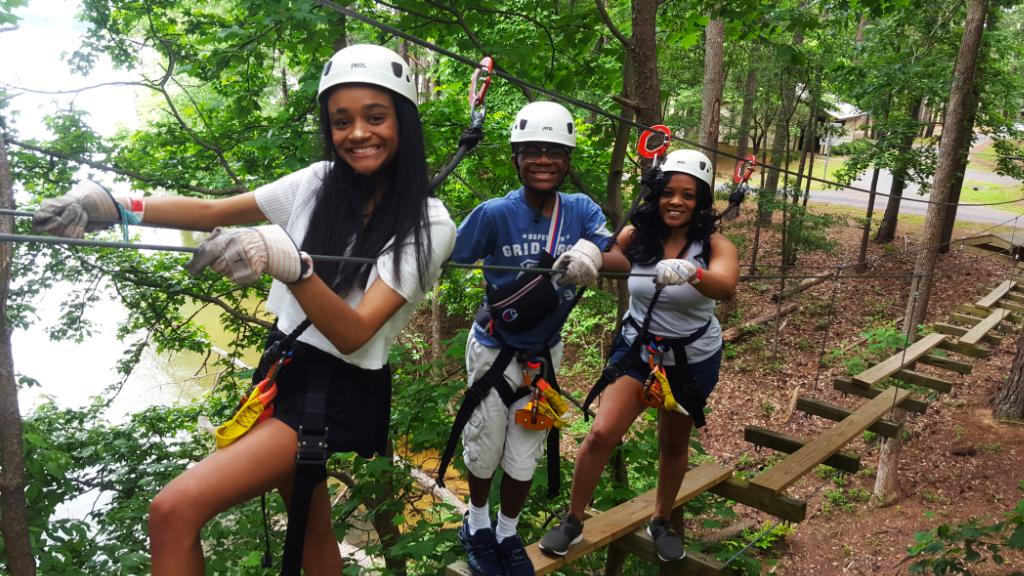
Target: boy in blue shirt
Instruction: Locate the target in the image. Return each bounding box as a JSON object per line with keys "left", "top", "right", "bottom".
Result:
{"left": 442, "top": 101, "right": 628, "bottom": 575}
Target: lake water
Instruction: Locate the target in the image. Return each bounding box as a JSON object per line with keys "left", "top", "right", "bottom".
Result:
{"left": 14, "top": 225, "right": 263, "bottom": 420}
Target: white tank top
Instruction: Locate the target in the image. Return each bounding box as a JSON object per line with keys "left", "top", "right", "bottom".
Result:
{"left": 620, "top": 239, "right": 722, "bottom": 365}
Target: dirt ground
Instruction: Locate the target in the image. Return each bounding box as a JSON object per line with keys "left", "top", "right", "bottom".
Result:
{"left": 552, "top": 206, "right": 1024, "bottom": 575}
{"left": 416, "top": 200, "right": 1024, "bottom": 574}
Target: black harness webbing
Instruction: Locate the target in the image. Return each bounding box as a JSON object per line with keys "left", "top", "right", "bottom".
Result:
{"left": 582, "top": 241, "right": 714, "bottom": 426}
{"left": 436, "top": 289, "right": 584, "bottom": 499}
{"left": 280, "top": 356, "right": 330, "bottom": 575}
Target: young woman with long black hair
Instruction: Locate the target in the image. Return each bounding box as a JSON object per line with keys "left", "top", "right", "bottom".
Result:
{"left": 539, "top": 149, "right": 738, "bottom": 562}
{"left": 33, "top": 44, "right": 456, "bottom": 575}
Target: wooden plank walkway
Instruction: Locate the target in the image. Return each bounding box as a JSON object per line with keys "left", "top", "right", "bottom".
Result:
{"left": 749, "top": 387, "right": 911, "bottom": 494}
{"left": 977, "top": 280, "right": 1016, "bottom": 308}
{"left": 852, "top": 333, "right": 946, "bottom": 386}
{"left": 446, "top": 462, "right": 733, "bottom": 576}
{"left": 961, "top": 308, "right": 1009, "bottom": 345}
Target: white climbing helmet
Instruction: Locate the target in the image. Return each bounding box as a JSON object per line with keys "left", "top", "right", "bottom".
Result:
{"left": 317, "top": 44, "right": 417, "bottom": 106}
{"left": 509, "top": 101, "right": 577, "bottom": 148}
{"left": 661, "top": 149, "right": 714, "bottom": 189}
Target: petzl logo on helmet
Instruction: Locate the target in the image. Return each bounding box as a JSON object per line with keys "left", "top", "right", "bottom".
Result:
{"left": 350, "top": 63, "right": 367, "bottom": 69}
{"left": 502, "top": 308, "right": 519, "bottom": 322}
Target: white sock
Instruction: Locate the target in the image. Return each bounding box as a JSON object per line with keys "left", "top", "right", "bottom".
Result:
{"left": 495, "top": 511, "right": 519, "bottom": 542}
{"left": 467, "top": 502, "right": 491, "bottom": 535}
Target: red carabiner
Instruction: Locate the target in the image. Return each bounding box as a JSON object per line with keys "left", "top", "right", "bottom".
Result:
{"left": 733, "top": 154, "right": 757, "bottom": 184}
{"left": 637, "top": 125, "right": 672, "bottom": 160}
{"left": 469, "top": 56, "right": 494, "bottom": 110}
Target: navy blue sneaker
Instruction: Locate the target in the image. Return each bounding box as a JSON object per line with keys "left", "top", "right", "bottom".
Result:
{"left": 458, "top": 513, "right": 505, "bottom": 575}
{"left": 496, "top": 533, "right": 535, "bottom": 576}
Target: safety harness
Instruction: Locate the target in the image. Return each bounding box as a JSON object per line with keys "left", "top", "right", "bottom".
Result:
{"left": 581, "top": 241, "right": 712, "bottom": 428}
{"left": 435, "top": 193, "right": 578, "bottom": 499}
{"left": 210, "top": 57, "right": 495, "bottom": 576}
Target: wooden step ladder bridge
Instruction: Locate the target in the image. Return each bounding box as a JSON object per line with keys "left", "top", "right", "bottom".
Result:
{"left": 445, "top": 280, "right": 1020, "bottom": 575}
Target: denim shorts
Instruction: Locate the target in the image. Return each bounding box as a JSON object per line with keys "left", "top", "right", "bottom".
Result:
{"left": 607, "top": 332, "right": 723, "bottom": 405}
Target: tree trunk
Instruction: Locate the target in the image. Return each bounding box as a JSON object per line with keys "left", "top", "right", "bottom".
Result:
{"left": 699, "top": 15, "right": 725, "bottom": 184}
{"left": 430, "top": 285, "right": 443, "bottom": 378}
{"left": 630, "top": 0, "right": 662, "bottom": 139}
{"left": 876, "top": 98, "right": 925, "bottom": 244}
{"left": 608, "top": 55, "right": 636, "bottom": 234}
{"left": 871, "top": 408, "right": 906, "bottom": 507}
{"left": 0, "top": 134, "right": 36, "bottom": 575}
{"left": 904, "top": 0, "right": 988, "bottom": 338}
{"left": 603, "top": 449, "right": 630, "bottom": 576}
{"left": 371, "top": 442, "right": 407, "bottom": 575}
{"left": 856, "top": 167, "right": 882, "bottom": 272}
{"left": 884, "top": 0, "right": 988, "bottom": 508}
{"left": 759, "top": 31, "right": 803, "bottom": 226}
{"left": 994, "top": 334, "right": 1024, "bottom": 419}
{"left": 939, "top": 3, "right": 997, "bottom": 253}
{"left": 609, "top": 54, "right": 636, "bottom": 327}
{"left": 736, "top": 65, "right": 757, "bottom": 159}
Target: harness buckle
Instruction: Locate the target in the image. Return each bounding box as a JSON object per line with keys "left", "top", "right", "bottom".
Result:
{"left": 295, "top": 426, "right": 329, "bottom": 466}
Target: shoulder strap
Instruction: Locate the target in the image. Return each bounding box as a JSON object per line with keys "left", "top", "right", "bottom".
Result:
{"left": 544, "top": 192, "right": 563, "bottom": 255}
{"left": 637, "top": 238, "right": 692, "bottom": 342}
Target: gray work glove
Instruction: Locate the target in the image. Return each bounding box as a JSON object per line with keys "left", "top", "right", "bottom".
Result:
{"left": 32, "top": 180, "right": 134, "bottom": 238}
{"left": 653, "top": 258, "right": 699, "bottom": 288}
{"left": 185, "top": 225, "right": 312, "bottom": 286}
{"left": 552, "top": 239, "right": 603, "bottom": 287}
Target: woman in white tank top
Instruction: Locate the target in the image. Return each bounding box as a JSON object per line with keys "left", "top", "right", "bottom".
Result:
{"left": 540, "top": 150, "right": 739, "bottom": 561}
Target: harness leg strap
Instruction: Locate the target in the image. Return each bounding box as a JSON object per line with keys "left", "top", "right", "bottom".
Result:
{"left": 280, "top": 362, "right": 330, "bottom": 576}
{"left": 436, "top": 347, "right": 515, "bottom": 487}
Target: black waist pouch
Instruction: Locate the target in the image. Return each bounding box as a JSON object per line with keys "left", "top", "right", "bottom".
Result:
{"left": 486, "top": 251, "right": 559, "bottom": 333}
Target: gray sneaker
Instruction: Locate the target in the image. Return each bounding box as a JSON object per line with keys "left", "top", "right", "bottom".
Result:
{"left": 538, "top": 512, "right": 583, "bottom": 557}
{"left": 647, "top": 517, "right": 686, "bottom": 562}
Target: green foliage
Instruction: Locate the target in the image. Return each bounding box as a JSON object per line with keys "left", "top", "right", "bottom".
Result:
{"left": 830, "top": 138, "right": 874, "bottom": 157}
{"left": 829, "top": 322, "right": 909, "bottom": 377}
{"left": 0, "top": 0, "right": 26, "bottom": 25}
{"left": 908, "top": 496, "right": 1024, "bottom": 575}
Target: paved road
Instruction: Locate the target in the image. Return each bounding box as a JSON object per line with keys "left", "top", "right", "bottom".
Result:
{"left": 804, "top": 185, "right": 1022, "bottom": 225}
{"left": 802, "top": 135, "right": 1023, "bottom": 225}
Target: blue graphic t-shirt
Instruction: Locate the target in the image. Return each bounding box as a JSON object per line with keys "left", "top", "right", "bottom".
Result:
{"left": 451, "top": 187, "right": 615, "bottom": 349}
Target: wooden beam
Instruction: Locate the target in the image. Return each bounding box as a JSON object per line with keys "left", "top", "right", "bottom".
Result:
{"left": 935, "top": 338, "right": 990, "bottom": 358}
{"left": 977, "top": 280, "right": 1016, "bottom": 308}
{"left": 794, "top": 397, "right": 900, "bottom": 437}
{"left": 852, "top": 333, "right": 946, "bottom": 386}
{"left": 833, "top": 378, "right": 928, "bottom": 414}
{"left": 916, "top": 354, "right": 972, "bottom": 374}
{"left": 961, "top": 308, "right": 1010, "bottom": 345}
{"left": 959, "top": 304, "right": 996, "bottom": 317}
{"left": 706, "top": 477, "right": 806, "bottom": 522}
{"left": 895, "top": 369, "right": 953, "bottom": 393}
{"left": 932, "top": 322, "right": 1003, "bottom": 346}
{"left": 611, "top": 528, "right": 734, "bottom": 575}
{"left": 998, "top": 300, "right": 1024, "bottom": 315}
{"left": 1003, "top": 292, "right": 1024, "bottom": 304}
{"left": 515, "top": 462, "right": 733, "bottom": 575}
{"left": 722, "top": 302, "right": 800, "bottom": 342}
{"left": 745, "top": 426, "right": 861, "bottom": 472}
{"left": 750, "top": 387, "right": 911, "bottom": 494}
{"left": 950, "top": 312, "right": 984, "bottom": 327}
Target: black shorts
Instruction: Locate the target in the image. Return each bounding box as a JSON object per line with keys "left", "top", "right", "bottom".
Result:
{"left": 253, "top": 331, "right": 391, "bottom": 459}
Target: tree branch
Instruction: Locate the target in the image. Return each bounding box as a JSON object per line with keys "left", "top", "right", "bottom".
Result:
{"left": 595, "top": 0, "right": 632, "bottom": 50}
{"left": 9, "top": 139, "right": 247, "bottom": 196}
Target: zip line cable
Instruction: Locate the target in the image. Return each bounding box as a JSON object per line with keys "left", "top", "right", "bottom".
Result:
{"left": 5, "top": 206, "right": 1019, "bottom": 278}
{"left": 0, "top": 231, "right": 930, "bottom": 282}
{"left": 312, "top": 0, "right": 1024, "bottom": 210}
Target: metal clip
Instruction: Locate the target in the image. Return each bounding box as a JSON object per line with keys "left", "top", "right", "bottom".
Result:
{"left": 468, "top": 56, "right": 494, "bottom": 129}
{"left": 295, "top": 425, "right": 329, "bottom": 466}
